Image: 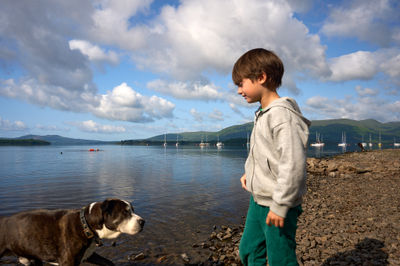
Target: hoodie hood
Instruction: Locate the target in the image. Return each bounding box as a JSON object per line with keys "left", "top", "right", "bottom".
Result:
{"left": 257, "top": 97, "right": 311, "bottom": 127}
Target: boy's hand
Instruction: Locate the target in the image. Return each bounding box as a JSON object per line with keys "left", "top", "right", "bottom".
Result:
{"left": 266, "top": 210, "right": 284, "bottom": 228}
{"left": 240, "top": 173, "right": 247, "bottom": 190}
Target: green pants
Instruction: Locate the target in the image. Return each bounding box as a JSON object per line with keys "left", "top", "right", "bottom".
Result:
{"left": 239, "top": 196, "right": 302, "bottom": 266}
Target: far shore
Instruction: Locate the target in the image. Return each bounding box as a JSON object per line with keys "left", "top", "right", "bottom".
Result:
{"left": 0, "top": 139, "right": 50, "bottom": 146}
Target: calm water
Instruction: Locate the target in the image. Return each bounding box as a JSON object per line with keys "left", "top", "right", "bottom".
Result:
{"left": 0, "top": 145, "right": 251, "bottom": 262}
{"left": 0, "top": 144, "right": 383, "bottom": 263}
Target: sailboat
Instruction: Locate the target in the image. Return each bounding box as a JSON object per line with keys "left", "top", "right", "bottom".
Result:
{"left": 394, "top": 138, "right": 400, "bottom": 147}
{"left": 368, "top": 134, "right": 373, "bottom": 148}
{"left": 175, "top": 135, "right": 179, "bottom": 147}
{"left": 199, "top": 136, "right": 205, "bottom": 147}
{"left": 361, "top": 135, "right": 367, "bottom": 148}
{"left": 163, "top": 133, "right": 167, "bottom": 147}
{"left": 310, "top": 132, "right": 325, "bottom": 147}
{"left": 338, "top": 132, "right": 346, "bottom": 147}
{"left": 199, "top": 135, "right": 209, "bottom": 148}
{"left": 246, "top": 132, "right": 250, "bottom": 149}
{"left": 378, "top": 132, "right": 382, "bottom": 149}
{"left": 216, "top": 135, "right": 223, "bottom": 148}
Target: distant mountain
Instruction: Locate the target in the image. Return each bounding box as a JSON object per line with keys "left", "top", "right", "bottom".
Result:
{"left": 142, "top": 119, "right": 400, "bottom": 145}
{"left": 0, "top": 138, "right": 50, "bottom": 146}
{"left": 12, "top": 119, "right": 400, "bottom": 146}
{"left": 146, "top": 122, "right": 253, "bottom": 142}
{"left": 309, "top": 119, "right": 400, "bottom": 144}
{"left": 16, "top": 135, "right": 114, "bottom": 145}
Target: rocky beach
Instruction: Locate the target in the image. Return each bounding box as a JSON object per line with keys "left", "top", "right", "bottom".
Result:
{"left": 183, "top": 149, "right": 400, "bottom": 266}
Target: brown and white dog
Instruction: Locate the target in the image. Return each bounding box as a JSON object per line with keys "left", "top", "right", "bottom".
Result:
{"left": 0, "top": 198, "right": 145, "bottom": 266}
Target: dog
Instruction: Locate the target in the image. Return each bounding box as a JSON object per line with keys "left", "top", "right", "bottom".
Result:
{"left": 0, "top": 198, "right": 145, "bottom": 265}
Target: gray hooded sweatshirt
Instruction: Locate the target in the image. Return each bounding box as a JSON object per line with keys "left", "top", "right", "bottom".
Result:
{"left": 245, "top": 97, "right": 311, "bottom": 218}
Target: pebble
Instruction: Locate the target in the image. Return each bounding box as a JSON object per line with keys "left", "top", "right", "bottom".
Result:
{"left": 181, "top": 253, "right": 190, "bottom": 263}
{"left": 128, "top": 252, "right": 145, "bottom": 261}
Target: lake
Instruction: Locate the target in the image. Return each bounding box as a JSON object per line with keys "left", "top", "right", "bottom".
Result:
{"left": 0, "top": 145, "right": 252, "bottom": 263}
{"left": 0, "top": 144, "right": 379, "bottom": 263}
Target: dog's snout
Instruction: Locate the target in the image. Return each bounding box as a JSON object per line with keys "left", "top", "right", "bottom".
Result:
{"left": 138, "top": 219, "right": 145, "bottom": 227}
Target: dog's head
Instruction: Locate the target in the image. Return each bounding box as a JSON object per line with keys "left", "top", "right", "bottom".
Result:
{"left": 86, "top": 198, "right": 145, "bottom": 239}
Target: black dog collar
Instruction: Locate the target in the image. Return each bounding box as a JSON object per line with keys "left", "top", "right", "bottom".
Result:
{"left": 79, "top": 207, "right": 102, "bottom": 246}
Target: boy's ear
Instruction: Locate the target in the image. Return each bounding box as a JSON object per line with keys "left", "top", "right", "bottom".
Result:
{"left": 257, "top": 72, "right": 267, "bottom": 84}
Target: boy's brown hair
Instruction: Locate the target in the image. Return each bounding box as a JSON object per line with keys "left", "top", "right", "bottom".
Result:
{"left": 232, "top": 48, "right": 284, "bottom": 90}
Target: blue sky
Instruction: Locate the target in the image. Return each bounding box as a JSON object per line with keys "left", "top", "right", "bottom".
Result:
{"left": 0, "top": 0, "right": 399, "bottom": 140}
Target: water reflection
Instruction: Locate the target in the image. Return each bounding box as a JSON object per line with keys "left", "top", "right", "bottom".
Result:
{"left": 311, "top": 145, "right": 324, "bottom": 158}
{"left": 340, "top": 145, "right": 346, "bottom": 153}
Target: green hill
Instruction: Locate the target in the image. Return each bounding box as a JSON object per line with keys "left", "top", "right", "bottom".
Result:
{"left": 0, "top": 138, "right": 50, "bottom": 146}
{"left": 16, "top": 135, "right": 114, "bottom": 145}
{"left": 309, "top": 119, "right": 400, "bottom": 144}
{"left": 138, "top": 119, "right": 400, "bottom": 146}
{"left": 146, "top": 122, "right": 253, "bottom": 142}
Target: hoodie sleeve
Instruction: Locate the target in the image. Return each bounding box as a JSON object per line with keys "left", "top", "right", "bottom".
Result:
{"left": 270, "top": 116, "right": 308, "bottom": 218}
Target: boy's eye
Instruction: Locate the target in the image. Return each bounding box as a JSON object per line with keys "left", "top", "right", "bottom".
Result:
{"left": 238, "top": 82, "right": 243, "bottom": 87}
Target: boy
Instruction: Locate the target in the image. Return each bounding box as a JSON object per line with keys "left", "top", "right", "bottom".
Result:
{"left": 233, "top": 48, "right": 310, "bottom": 266}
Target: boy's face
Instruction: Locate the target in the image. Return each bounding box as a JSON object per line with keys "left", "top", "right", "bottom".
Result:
{"left": 237, "top": 78, "right": 264, "bottom": 104}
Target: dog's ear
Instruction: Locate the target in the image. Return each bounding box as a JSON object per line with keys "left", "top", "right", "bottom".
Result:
{"left": 87, "top": 202, "right": 104, "bottom": 230}
{"left": 100, "top": 198, "right": 116, "bottom": 216}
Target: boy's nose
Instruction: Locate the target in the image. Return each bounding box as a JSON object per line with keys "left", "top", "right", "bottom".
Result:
{"left": 237, "top": 87, "right": 243, "bottom": 94}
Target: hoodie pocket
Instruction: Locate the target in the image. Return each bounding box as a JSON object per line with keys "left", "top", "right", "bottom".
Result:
{"left": 251, "top": 158, "right": 275, "bottom": 197}
{"left": 266, "top": 158, "right": 276, "bottom": 181}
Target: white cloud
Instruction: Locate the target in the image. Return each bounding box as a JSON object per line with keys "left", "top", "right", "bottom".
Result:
{"left": 229, "top": 103, "right": 253, "bottom": 121}
{"left": 147, "top": 79, "right": 264, "bottom": 109}
{"left": 0, "top": 116, "right": 27, "bottom": 131}
{"left": 229, "top": 103, "right": 243, "bottom": 116}
{"left": 91, "top": 0, "right": 331, "bottom": 93}
{"left": 35, "top": 124, "right": 69, "bottom": 132}
{"left": 0, "top": 78, "right": 97, "bottom": 112}
{"left": 73, "top": 120, "right": 126, "bottom": 134}
{"left": 69, "top": 40, "right": 119, "bottom": 64}
{"left": 190, "top": 108, "right": 203, "bottom": 123}
{"left": 328, "top": 51, "right": 378, "bottom": 82}
{"left": 89, "top": 0, "right": 153, "bottom": 50}
{"left": 0, "top": 1, "right": 95, "bottom": 92}
{"left": 321, "top": 0, "right": 400, "bottom": 46}
{"left": 189, "top": 108, "right": 225, "bottom": 123}
{"left": 304, "top": 86, "right": 400, "bottom": 122}
{"left": 355, "top": 86, "right": 378, "bottom": 97}
{"left": 147, "top": 79, "right": 224, "bottom": 101}
{"left": 0, "top": 79, "right": 175, "bottom": 123}
{"left": 380, "top": 53, "right": 400, "bottom": 78}
{"left": 286, "top": 0, "right": 314, "bottom": 13}
{"left": 208, "top": 109, "right": 224, "bottom": 121}
{"left": 91, "top": 82, "right": 175, "bottom": 122}
{"left": 327, "top": 48, "right": 400, "bottom": 84}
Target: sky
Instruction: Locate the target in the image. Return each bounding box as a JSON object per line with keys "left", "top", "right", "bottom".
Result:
{"left": 0, "top": 0, "right": 399, "bottom": 141}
